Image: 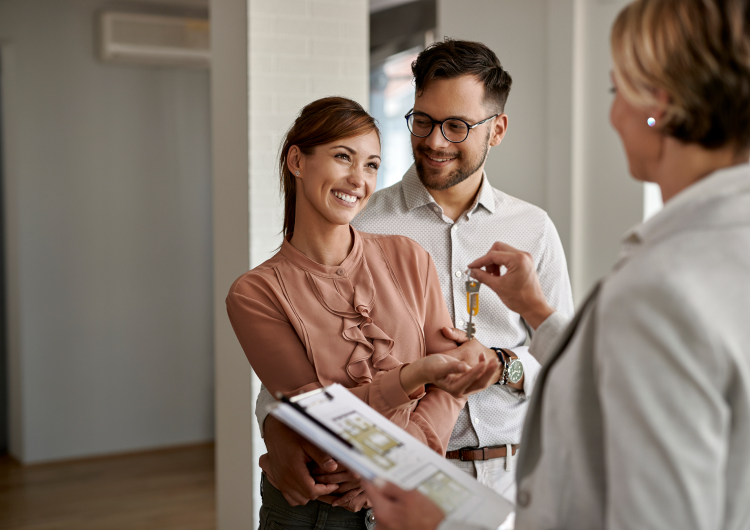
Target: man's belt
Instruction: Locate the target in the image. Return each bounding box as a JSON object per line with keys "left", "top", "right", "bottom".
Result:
{"left": 445, "top": 444, "right": 520, "bottom": 461}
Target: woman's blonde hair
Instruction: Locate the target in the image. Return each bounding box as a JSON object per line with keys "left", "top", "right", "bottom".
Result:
{"left": 611, "top": 0, "right": 750, "bottom": 149}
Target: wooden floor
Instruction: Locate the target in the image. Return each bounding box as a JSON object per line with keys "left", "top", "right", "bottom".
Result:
{"left": 0, "top": 443, "right": 215, "bottom": 530}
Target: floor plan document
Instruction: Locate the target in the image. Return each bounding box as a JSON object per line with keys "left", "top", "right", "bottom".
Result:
{"left": 268, "top": 384, "right": 513, "bottom": 528}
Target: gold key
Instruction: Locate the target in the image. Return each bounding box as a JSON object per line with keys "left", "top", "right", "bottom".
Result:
{"left": 464, "top": 272, "right": 481, "bottom": 339}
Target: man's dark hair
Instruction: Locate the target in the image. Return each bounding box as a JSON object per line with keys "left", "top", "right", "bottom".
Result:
{"left": 412, "top": 39, "right": 513, "bottom": 112}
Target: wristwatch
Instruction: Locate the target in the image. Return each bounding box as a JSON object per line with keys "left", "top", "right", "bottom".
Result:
{"left": 493, "top": 348, "right": 524, "bottom": 385}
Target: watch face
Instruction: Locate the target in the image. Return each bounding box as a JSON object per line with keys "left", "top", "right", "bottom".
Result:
{"left": 508, "top": 360, "right": 524, "bottom": 384}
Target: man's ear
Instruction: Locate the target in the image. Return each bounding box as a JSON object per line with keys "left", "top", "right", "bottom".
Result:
{"left": 489, "top": 114, "right": 508, "bottom": 147}
{"left": 287, "top": 145, "right": 304, "bottom": 177}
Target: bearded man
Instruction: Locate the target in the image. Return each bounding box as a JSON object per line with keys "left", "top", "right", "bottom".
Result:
{"left": 255, "top": 39, "right": 574, "bottom": 518}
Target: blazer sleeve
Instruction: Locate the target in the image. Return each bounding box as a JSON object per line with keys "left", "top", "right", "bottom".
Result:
{"left": 596, "top": 276, "right": 729, "bottom": 530}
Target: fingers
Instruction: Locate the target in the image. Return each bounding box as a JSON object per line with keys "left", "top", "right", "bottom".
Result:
{"left": 281, "top": 490, "right": 305, "bottom": 507}
{"left": 466, "top": 250, "right": 517, "bottom": 271}
{"left": 489, "top": 241, "right": 523, "bottom": 253}
{"left": 303, "top": 440, "right": 337, "bottom": 472}
{"left": 467, "top": 267, "right": 496, "bottom": 285}
{"left": 440, "top": 353, "right": 500, "bottom": 397}
{"left": 290, "top": 459, "right": 339, "bottom": 499}
{"left": 441, "top": 326, "right": 469, "bottom": 344}
{"left": 432, "top": 357, "right": 471, "bottom": 380}
{"left": 462, "top": 356, "right": 501, "bottom": 394}
{"left": 259, "top": 453, "right": 275, "bottom": 481}
{"left": 332, "top": 486, "right": 365, "bottom": 507}
{"left": 311, "top": 471, "right": 357, "bottom": 484}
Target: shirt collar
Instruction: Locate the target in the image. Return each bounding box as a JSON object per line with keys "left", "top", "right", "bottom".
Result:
{"left": 401, "top": 164, "right": 496, "bottom": 215}
{"left": 279, "top": 226, "right": 364, "bottom": 278}
{"left": 620, "top": 162, "right": 750, "bottom": 257}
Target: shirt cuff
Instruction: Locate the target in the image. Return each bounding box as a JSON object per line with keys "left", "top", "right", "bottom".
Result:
{"left": 255, "top": 384, "right": 277, "bottom": 437}
{"left": 375, "top": 364, "right": 424, "bottom": 410}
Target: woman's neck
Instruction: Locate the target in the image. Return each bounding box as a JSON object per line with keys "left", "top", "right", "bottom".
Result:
{"left": 654, "top": 140, "right": 750, "bottom": 203}
{"left": 289, "top": 217, "right": 353, "bottom": 267}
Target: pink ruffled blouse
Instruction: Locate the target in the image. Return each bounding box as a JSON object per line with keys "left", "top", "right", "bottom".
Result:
{"left": 226, "top": 228, "right": 465, "bottom": 454}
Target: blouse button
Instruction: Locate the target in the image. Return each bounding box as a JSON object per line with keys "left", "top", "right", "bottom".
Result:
{"left": 336, "top": 268, "right": 345, "bottom": 276}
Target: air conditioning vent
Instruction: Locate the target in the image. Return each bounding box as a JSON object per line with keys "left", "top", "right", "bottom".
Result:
{"left": 99, "top": 12, "right": 210, "bottom": 68}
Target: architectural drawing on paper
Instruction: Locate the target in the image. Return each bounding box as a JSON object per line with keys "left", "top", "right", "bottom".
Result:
{"left": 333, "top": 412, "right": 401, "bottom": 470}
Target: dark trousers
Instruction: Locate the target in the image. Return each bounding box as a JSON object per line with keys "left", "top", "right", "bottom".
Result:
{"left": 259, "top": 474, "right": 377, "bottom": 530}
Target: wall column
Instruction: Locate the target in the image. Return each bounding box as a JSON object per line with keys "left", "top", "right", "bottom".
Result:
{"left": 212, "top": 0, "right": 369, "bottom": 527}
{"left": 210, "top": 0, "right": 254, "bottom": 528}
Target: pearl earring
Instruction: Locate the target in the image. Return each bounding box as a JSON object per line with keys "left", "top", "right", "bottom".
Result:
{"left": 647, "top": 117, "right": 656, "bottom": 127}
{"left": 295, "top": 171, "right": 300, "bottom": 176}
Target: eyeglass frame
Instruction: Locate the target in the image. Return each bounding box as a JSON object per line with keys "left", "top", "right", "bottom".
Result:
{"left": 404, "top": 109, "right": 500, "bottom": 144}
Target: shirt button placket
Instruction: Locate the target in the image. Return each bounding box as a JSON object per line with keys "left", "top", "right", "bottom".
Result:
{"left": 452, "top": 222, "right": 462, "bottom": 321}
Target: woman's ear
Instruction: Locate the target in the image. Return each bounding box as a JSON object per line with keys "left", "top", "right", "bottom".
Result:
{"left": 489, "top": 114, "right": 508, "bottom": 147}
{"left": 287, "top": 145, "right": 303, "bottom": 177}
{"left": 650, "top": 88, "right": 670, "bottom": 122}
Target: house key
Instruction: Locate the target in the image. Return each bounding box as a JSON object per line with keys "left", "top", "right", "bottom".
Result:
{"left": 464, "top": 271, "right": 481, "bottom": 339}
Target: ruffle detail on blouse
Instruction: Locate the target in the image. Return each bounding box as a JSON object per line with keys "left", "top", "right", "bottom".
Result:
{"left": 306, "top": 257, "right": 401, "bottom": 384}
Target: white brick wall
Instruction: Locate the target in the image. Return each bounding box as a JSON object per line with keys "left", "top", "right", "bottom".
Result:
{"left": 244, "top": 2, "right": 368, "bottom": 523}
{"left": 248, "top": 0, "right": 369, "bottom": 269}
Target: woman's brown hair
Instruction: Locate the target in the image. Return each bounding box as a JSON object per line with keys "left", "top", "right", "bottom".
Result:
{"left": 279, "top": 96, "right": 380, "bottom": 238}
{"left": 611, "top": 0, "right": 750, "bottom": 149}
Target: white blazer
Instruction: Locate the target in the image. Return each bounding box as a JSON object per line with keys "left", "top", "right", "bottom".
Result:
{"left": 440, "top": 163, "right": 750, "bottom": 530}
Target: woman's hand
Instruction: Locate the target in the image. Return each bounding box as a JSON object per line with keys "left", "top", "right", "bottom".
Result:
{"left": 467, "top": 241, "right": 555, "bottom": 330}
{"left": 364, "top": 480, "right": 444, "bottom": 530}
{"left": 400, "top": 352, "right": 500, "bottom": 399}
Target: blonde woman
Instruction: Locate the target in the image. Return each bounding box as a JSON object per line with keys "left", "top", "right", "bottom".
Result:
{"left": 366, "top": 1, "right": 750, "bottom": 529}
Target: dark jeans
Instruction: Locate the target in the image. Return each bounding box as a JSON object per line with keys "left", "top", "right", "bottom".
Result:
{"left": 259, "top": 474, "right": 376, "bottom": 530}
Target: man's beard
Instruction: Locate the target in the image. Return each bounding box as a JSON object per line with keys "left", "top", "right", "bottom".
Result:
{"left": 413, "top": 129, "right": 491, "bottom": 191}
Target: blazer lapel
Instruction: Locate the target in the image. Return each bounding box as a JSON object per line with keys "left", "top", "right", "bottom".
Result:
{"left": 516, "top": 281, "right": 602, "bottom": 482}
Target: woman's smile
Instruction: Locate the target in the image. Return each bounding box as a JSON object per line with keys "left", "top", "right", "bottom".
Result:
{"left": 331, "top": 189, "right": 361, "bottom": 206}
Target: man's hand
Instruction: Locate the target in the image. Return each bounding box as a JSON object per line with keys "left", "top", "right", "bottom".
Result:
{"left": 364, "top": 480, "right": 445, "bottom": 530}
{"left": 312, "top": 464, "right": 370, "bottom": 512}
{"left": 441, "top": 328, "right": 525, "bottom": 390}
{"left": 467, "top": 241, "right": 555, "bottom": 330}
{"left": 439, "top": 329, "right": 493, "bottom": 366}
{"left": 261, "top": 415, "right": 339, "bottom": 506}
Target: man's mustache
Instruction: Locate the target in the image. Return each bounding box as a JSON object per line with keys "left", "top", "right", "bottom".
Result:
{"left": 416, "top": 146, "right": 461, "bottom": 159}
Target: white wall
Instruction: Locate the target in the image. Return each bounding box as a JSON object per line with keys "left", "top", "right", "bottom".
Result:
{"left": 439, "top": 0, "right": 643, "bottom": 301}
{"left": 570, "top": 0, "right": 642, "bottom": 298}
{"left": 211, "top": 0, "right": 369, "bottom": 526}
{"left": 438, "top": 0, "right": 551, "bottom": 221}
{"left": 0, "top": 0, "right": 213, "bottom": 463}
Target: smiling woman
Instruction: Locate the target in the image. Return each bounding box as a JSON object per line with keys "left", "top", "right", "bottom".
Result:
{"left": 225, "top": 97, "right": 499, "bottom": 530}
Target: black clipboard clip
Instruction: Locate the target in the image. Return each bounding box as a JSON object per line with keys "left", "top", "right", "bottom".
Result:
{"left": 276, "top": 392, "right": 354, "bottom": 449}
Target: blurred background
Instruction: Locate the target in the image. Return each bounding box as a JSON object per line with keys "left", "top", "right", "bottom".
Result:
{"left": 0, "top": 0, "right": 661, "bottom": 528}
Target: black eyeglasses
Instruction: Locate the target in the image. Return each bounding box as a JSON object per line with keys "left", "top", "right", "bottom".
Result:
{"left": 404, "top": 110, "right": 499, "bottom": 143}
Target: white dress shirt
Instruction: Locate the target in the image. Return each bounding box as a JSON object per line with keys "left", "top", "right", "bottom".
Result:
{"left": 351, "top": 165, "right": 574, "bottom": 453}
